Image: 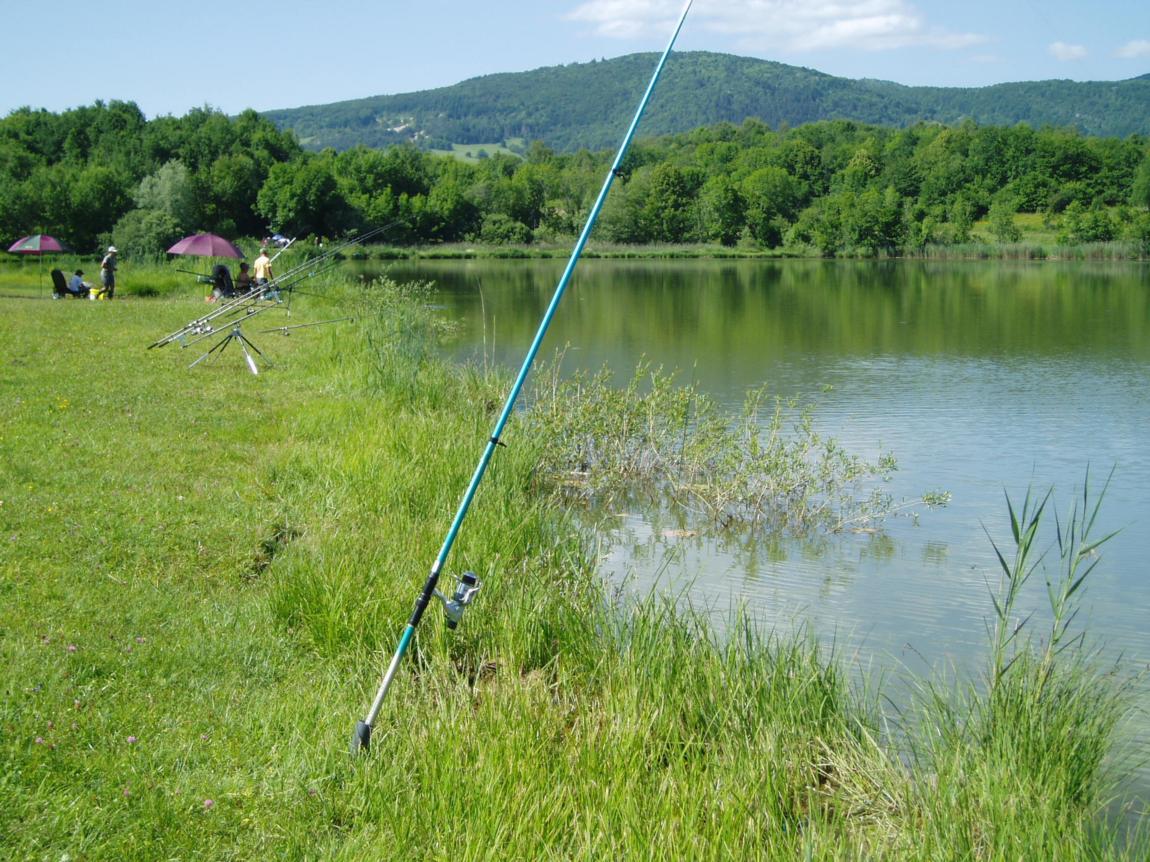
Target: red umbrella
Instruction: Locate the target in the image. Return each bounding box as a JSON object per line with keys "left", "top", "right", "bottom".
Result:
{"left": 167, "top": 233, "right": 245, "bottom": 259}
{"left": 8, "top": 234, "right": 69, "bottom": 295}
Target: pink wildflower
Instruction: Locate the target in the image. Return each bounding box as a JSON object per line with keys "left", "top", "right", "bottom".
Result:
{"left": 203, "top": 798, "right": 215, "bottom": 810}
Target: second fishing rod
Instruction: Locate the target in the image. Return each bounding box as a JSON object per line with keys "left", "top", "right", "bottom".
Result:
{"left": 352, "top": 0, "right": 694, "bottom": 754}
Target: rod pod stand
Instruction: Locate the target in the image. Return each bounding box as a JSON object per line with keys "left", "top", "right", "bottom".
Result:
{"left": 188, "top": 322, "right": 266, "bottom": 375}
{"left": 351, "top": 0, "right": 693, "bottom": 755}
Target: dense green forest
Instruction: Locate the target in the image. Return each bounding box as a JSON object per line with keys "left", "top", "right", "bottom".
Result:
{"left": 3, "top": 101, "right": 1149, "bottom": 259}
{"left": 0, "top": 102, "right": 300, "bottom": 254}
{"left": 263, "top": 52, "right": 1150, "bottom": 153}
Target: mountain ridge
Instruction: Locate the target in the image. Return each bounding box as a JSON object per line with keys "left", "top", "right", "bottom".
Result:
{"left": 262, "top": 51, "right": 1150, "bottom": 153}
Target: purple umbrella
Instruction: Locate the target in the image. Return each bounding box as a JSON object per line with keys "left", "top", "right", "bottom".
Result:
{"left": 167, "top": 233, "right": 245, "bottom": 259}
{"left": 8, "top": 233, "right": 68, "bottom": 254}
{"left": 8, "top": 234, "right": 69, "bottom": 295}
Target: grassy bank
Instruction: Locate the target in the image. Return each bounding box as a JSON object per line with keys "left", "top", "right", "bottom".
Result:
{"left": 0, "top": 274, "right": 1144, "bottom": 859}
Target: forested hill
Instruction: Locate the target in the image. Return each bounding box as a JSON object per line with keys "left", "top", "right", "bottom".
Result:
{"left": 264, "top": 52, "right": 1150, "bottom": 153}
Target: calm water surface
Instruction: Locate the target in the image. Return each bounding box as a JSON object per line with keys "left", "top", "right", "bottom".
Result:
{"left": 390, "top": 258, "right": 1150, "bottom": 794}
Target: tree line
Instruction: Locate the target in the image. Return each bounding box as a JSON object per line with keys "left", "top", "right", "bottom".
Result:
{"left": 2, "top": 102, "right": 1149, "bottom": 258}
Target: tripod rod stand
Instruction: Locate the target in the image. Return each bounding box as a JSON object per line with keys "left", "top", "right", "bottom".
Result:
{"left": 188, "top": 322, "right": 267, "bottom": 375}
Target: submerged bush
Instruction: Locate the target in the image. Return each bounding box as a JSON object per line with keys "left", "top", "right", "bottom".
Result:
{"left": 524, "top": 361, "right": 943, "bottom": 536}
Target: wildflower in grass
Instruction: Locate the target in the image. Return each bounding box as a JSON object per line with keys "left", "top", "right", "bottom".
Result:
{"left": 203, "top": 798, "right": 214, "bottom": 810}
{"left": 66, "top": 644, "right": 77, "bottom": 653}
{"left": 127, "top": 736, "right": 138, "bottom": 744}
{"left": 123, "top": 787, "right": 131, "bottom": 797}
{"left": 135, "top": 636, "right": 146, "bottom": 644}
{"left": 34, "top": 736, "right": 45, "bottom": 745}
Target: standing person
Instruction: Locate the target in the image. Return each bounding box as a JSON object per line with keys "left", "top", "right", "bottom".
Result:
{"left": 253, "top": 248, "right": 272, "bottom": 285}
{"left": 100, "top": 246, "right": 118, "bottom": 299}
{"left": 253, "top": 247, "right": 277, "bottom": 300}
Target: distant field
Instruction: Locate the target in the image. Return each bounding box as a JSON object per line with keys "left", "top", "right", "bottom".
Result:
{"left": 433, "top": 141, "right": 524, "bottom": 162}
{"left": 971, "top": 211, "right": 1061, "bottom": 244}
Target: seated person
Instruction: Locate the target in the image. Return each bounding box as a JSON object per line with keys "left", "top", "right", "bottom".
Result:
{"left": 67, "top": 269, "right": 92, "bottom": 298}
{"left": 235, "top": 261, "right": 254, "bottom": 294}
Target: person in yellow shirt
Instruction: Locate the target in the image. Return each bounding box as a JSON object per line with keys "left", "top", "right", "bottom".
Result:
{"left": 252, "top": 248, "right": 273, "bottom": 285}
{"left": 252, "top": 247, "right": 279, "bottom": 300}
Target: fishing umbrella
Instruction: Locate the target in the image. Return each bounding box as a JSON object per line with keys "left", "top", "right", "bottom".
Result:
{"left": 168, "top": 233, "right": 246, "bottom": 300}
{"left": 167, "top": 233, "right": 245, "bottom": 258}
{"left": 8, "top": 234, "right": 69, "bottom": 295}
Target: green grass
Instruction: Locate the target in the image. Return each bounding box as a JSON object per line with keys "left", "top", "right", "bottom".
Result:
{"left": 430, "top": 142, "right": 525, "bottom": 163}
{"left": 0, "top": 267, "right": 1144, "bottom": 859}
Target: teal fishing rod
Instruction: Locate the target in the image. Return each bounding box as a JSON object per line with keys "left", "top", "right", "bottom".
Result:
{"left": 352, "top": 0, "right": 694, "bottom": 753}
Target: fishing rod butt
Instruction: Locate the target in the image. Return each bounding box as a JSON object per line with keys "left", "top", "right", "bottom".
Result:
{"left": 351, "top": 720, "right": 372, "bottom": 754}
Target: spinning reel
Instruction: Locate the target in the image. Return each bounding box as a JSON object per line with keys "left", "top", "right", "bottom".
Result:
{"left": 434, "top": 571, "right": 482, "bottom": 629}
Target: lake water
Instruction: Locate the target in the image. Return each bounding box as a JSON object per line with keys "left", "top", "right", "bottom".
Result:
{"left": 388, "top": 258, "right": 1150, "bottom": 796}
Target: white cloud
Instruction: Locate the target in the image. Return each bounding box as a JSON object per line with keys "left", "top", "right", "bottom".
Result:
{"left": 1115, "top": 39, "right": 1150, "bottom": 59}
{"left": 1048, "top": 41, "right": 1088, "bottom": 61}
{"left": 566, "top": 0, "right": 987, "bottom": 53}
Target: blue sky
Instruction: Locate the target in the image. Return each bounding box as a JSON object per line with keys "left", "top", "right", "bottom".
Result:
{"left": 2, "top": 0, "right": 1148, "bottom": 118}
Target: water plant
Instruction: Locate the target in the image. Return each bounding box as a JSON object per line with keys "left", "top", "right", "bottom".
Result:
{"left": 525, "top": 360, "right": 945, "bottom": 536}
{"left": 894, "top": 472, "right": 1136, "bottom": 859}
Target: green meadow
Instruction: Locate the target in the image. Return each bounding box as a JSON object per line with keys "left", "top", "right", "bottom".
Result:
{"left": 1, "top": 265, "right": 1145, "bottom": 859}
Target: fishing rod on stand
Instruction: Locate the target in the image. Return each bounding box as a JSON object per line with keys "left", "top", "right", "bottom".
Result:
{"left": 351, "top": 0, "right": 694, "bottom": 754}
{"left": 178, "top": 257, "right": 347, "bottom": 373}
{"left": 149, "top": 224, "right": 393, "bottom": 349}
{"left": 148, "top": 223, "right": 398, "bottom": 372}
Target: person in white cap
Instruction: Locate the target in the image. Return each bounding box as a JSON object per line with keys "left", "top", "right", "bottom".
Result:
{"left": 100, "top": 246, "right": 118, "bottom": 299}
